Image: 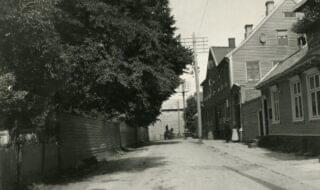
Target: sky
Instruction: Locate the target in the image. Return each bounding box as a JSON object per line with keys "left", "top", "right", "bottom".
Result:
{"left": 162, "top": 0, "right": 284, "bottom": 109}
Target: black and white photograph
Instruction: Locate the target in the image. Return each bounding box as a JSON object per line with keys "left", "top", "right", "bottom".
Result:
{"left": 0, "top": 0, "right": 320, "bottom": 189}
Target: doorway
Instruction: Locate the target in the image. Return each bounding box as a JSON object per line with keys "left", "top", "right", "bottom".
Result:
{"left": 263, "top": 99, "right": 269, "bottom": 135}
{"left": 258, "top": 110, "right": 264, "bottom": 136}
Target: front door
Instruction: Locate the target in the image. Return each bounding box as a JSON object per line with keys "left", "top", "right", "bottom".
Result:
{"left": 263, "top": 99, "right": 269, "bottom": 135}
{"left": 258, "top": 110, "right": 264, "bottom": 136}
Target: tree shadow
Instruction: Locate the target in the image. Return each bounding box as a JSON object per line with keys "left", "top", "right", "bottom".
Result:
{"left": 45, "top": 156, "right": 167, "bottom": 185}
{"left": 145, "top": 140, "right": 181, "bottom": 146}
{"left": 263, "top": 152, "right": 317, "bottom": 161}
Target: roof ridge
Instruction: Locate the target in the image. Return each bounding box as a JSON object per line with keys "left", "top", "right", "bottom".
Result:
{"left": 210, "top": 46, "right": 231, "bottom": 49}
{"left": 226, "top": 0, "right": 290, "bottom": 57}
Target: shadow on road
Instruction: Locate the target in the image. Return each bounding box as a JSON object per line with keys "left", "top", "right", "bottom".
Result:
{"left": 223, "top": 166, "right": 287, "bottom": 190}
{"left": 263, "top": 152, "right": 316, "bottom": 161}
{"left": 46, "top": 156, "right": 167, "bottom": 185}
{"left": 145, "top": 140, "right": 181, "bottom": 146}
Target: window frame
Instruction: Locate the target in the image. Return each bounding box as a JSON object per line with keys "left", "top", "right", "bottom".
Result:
{"left": 270, "top": 85, "right": 280, "bottom": 124}
{"left": 290, "top": 77, "right": 304, "bottom": 122}
{"left": 306, "top": 68, "right": 320, "bottom": 120}
{"left": 246, "top": 61, "right": 261, "bottom": 82}
{"left": 277, "top": 30, "right": 289, "bottom": 46}
{"left": 284, "top": 12, "right": 296, "bottom": 17}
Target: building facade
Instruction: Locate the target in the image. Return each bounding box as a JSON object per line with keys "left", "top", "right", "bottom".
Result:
{"left": 202, "top": 0, "right": 301, "bottom": 141}
{"left": 202, "top": 39, "right": 235, "bottom": 139}
{"left": 256, "top": 0, "right": 320, "bottom": 137}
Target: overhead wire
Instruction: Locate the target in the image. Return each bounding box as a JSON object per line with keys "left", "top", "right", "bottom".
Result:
{"left": 197, "top": 0, "right": 210, "bottom": 34}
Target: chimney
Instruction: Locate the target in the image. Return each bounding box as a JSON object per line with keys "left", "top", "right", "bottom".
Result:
{"left": 228, "top": 38, "right": 236, "bottom": 48}
{"left": 265, "top": 0, "right": 275, "bottom": 16}
{"left": 244, "top": 24, "right": 253, "bottom": 39}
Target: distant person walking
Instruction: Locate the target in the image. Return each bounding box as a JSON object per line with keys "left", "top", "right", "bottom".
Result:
{"left": 224, "top": 119, "right": 232, "bottom": 143}
{"left": 164, "top": 125, "right": 169, "bottom": 140}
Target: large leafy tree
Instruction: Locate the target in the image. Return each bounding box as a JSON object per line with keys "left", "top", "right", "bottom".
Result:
{"left": 0, "top": 0, "right": 192, "bottom": 130}
{"left": 0, "top": 0, "right": 71, "bottom": 130}
{"left": 293, "top": 0, "right": 320, "bottom": 33}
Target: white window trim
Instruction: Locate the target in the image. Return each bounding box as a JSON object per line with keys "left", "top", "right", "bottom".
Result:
{"left": 270, "top": 85, "right": 280, "bottom": 124}
{"left": 289, "top": 76, "right": 304, "bottom": 122}
{"left": 305, "top": 68, "right": 320, "bottom": 121}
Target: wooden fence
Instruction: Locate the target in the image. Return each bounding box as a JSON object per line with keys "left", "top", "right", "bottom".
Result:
{"left": 0, "top": 115, "right": 149, "bottom": 190}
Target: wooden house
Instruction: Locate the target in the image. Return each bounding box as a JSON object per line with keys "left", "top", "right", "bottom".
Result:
{"left": 256, "top": 0, "right": 320, "bottom": 138}
{"left": 202, "top": 0, "right": 301, "bottom": 140}
{"left": 201, "top": 39, "right": 235, "bottom": 138}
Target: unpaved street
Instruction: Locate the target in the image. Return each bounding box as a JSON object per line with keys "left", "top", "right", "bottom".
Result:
{"left": 38, "top": 139, "right": 320, "bottom": 190}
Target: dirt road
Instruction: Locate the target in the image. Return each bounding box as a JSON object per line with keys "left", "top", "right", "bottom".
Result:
{"left": 36, "top": 139, "right": 319, "bottom": 190}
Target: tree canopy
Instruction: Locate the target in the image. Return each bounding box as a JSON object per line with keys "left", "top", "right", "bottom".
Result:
{"left": 293, "top": 0, "right": 320, "bottom": 33}
{"left": 0, "top": 0, "right": 193, "bottom": 130}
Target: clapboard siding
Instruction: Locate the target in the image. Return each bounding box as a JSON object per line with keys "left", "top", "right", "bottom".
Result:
{"left": 262, "top": 71, "right": 320, "bottom": 136}
{"left": 232, "top": 0, "right": 299, "bottom": 93}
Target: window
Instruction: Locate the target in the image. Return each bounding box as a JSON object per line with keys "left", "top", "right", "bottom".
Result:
{"left": 284, "top": 12, "right": 296, "bottom": 17}
{"left": 270, "top": 86, "right": 280, "bottom": 124}
{"left": 290, "top": 79, "right": 304, "bottom": 121}
{"left": 298, "top": 35, "right": 307, "bottom": 47}
{"left": 246, "top": 61, "right": 260, "bottom": 81}
{"left": 307, "top": 72, "right": 320, "bottom": 119}
{"left": 277, "top": 30, "right": 288, "bottom": 45}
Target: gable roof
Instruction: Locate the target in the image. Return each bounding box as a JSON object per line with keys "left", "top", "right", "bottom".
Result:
{"left": 211, "top": 46, "right": 234, "bottom": 66}
{"left": 293, "top": 0, "right": 308, "bottom": 11}
{"left": 256, "top": 46, "right": 308, "bottom": 88}
{"left": 201, "top": 46, "right": 234, "bottom": 86}
{"left": 226, "top": 0, "right": 297, "bottom": 58}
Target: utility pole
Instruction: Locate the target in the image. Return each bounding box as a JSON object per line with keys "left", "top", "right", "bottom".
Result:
{"left": 180, "top": 33, "right": 208, "bottom": 143}
{"left": 181, "top": 81, "right": 187, "bottom": 133}
{"left": 192, "top": 33, "right": 203, "bottom": 142}
{"left": 177, "top": 80, "right": 188, "bottom": 135}
{"left": 177, "top": 101, "right": 181, "bottom": 136}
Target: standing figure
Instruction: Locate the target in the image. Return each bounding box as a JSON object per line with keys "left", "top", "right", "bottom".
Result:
{"left": 164, "top": 125, "right": 169, "bottom": 140}
{"left": 224, "top": 119, "right": 232, "bottom": 143}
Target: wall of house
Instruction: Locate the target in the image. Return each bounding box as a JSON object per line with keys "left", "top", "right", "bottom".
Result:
{"left": 263, "top": 70, "right": 320, "bottom": 136}
{"left": 242, "top": 98, "right": 261, "bottom": 142}
{"left": 232, "top": 0, "right": 300, "bottom": 102}
{"left": 202, "top": 104, "right": 216, "bottom": 139}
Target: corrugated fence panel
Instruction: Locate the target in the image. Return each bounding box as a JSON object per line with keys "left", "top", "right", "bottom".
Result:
{"left": 137, "top": 127, "right": 149, "bottom": 143}
{"left": 59, "top": 114, "right": 122, "bottom": 169}
{"left": 120, "top": 123, "right": 137, "bottom": 147}
{"left": 0, "top": 147, "right": 17, "bottom": 190}
{"left": 21, "top": 144, "right": 42, "bottom": 185}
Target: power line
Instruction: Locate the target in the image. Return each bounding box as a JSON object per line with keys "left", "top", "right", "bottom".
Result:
{"left": 197, "top": 0, "right": 210, "bottom": 34}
